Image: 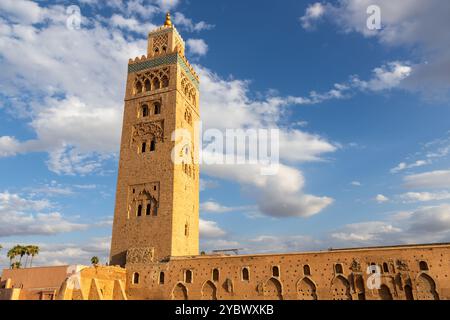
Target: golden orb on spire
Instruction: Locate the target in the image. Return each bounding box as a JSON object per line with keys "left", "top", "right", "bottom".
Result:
{"left": 164, "top": 12, "right": 173, "bottom": 27}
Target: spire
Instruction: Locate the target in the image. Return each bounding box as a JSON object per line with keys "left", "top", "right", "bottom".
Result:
{"left": 164, "top": 12, "right": 173, "bottom": 27}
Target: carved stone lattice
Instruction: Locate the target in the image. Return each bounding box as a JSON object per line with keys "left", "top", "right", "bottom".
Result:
{"left": 131, "top": 121, "right": 164, "bottom": 145}
{"left": 134, "top": 67, "right": 170, "bottom": 94}
{"left": 396, "top": 259, "right": 409, "bottom": 271}
{"left": 126, "top": 247, "right": 154, "bottom": 264}
{"left": 127, "top": 182, "right": 160, "bottom": 218}
{"left": 350, "top": 259, "right": 362, "bottom": 273}
{"left": 153, "top": 34, "right": 169, "bottom": 52}
{"left": 180, "top": 72, "right": 196, "bottom": 105}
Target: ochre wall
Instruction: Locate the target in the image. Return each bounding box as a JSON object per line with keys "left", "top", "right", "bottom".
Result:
{"left": 110, "top": 24, "right": 200, "bottom": 266}
{"left": 125, "top": 244, "right": 450, "bottom": 300}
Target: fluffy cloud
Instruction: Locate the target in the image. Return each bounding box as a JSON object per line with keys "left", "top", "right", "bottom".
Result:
{"left": 300, "top": 0, "right": 450, "bottom": 95}
{"left": 330, "top": 203, "right": 450, "bottom": 247}
{"left": 0, "top": 136, "right": 21, "bottom": 157}
{"left": 300, "top": 3, "right": 326, "bottom": 29}
{"left": 399, "top": 191, "right": 450, "bottom": 203}
{"left": 0, "top": 237, "right": 111, "bottom": 269}
{"left": 375, "top": 194, "right": 389, "bottom": 203}
{"left": 186, "top": 38, "right": 208, "bottom": 56}
{"left": 391, "top": 160, "right": 429, "bottom": 174}
{"left": 200, "top": 201, "right": 253, "bottom": 214}
{"left": 172, "top": 12, "right": 214, "bottom": 32}
{"left": 0, "top": 192, "right": 87, "bottom": 237}
{"left": 403, "top": 170, "right": 450, "bottom": 189}
{"left": 332, "top": 222, "right": 401, "bottom": 242}
{"left": 199, "top": 219, "right": 226, "bottom": 238}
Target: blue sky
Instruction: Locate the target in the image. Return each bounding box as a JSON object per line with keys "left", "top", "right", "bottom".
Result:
{"left": 1, "top": 0, "right": 450, "bottom": 269}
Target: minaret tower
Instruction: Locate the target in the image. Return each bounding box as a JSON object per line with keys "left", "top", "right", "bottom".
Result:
{"left": 110, "top": 13, "right": 200, "bottom": 266}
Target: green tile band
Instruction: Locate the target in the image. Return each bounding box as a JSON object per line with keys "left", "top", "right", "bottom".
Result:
{"left": 128, "top": 53, "right": 199, "bottom": 89}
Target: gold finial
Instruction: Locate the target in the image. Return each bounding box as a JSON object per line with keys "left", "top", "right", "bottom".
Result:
{"left": 164, "top": 12, "right": 173, "bottom": 27}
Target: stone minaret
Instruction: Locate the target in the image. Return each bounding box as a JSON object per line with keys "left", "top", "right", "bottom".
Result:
{"left": 110, "top": 13, "right": 200, "bottom": 266}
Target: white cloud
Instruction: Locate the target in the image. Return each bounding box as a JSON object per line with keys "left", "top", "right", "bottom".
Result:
{"left": 0, "top": 136, "right": 21, "bottom": 157}
{"left": 391, "top": 160, "right": 429, "bottom": 173}
{"left": 331, "top": 222, "right": 401, "bottom": 242}
{"left": 199, "top": 179, "right": 219, "bottom": 191}
{"left": 0, "top": 0, "right": 43, "bottom": 24}
{"left": 404, "top": 170, "right": 450, "bottom": 189}
{"left": 300, "top": 3, "right": 326, "bottom": 29}
{"left": 352, "top": 61, "right": 412, "bottom": 91}
{"left": 110, "top": 14, "right": 157, "bottom": 33}
{"left": 0, "top": 237, "right": 112, "bottom": 269}
{"left": 329, "top": 203, "right": 450, "bottom": 247}
{"left": 351, "top": 181, "right": 362, "bottom": 186}
{"left": 375, "top": 194, "right": 389, "bottom": 203}
{"left": 186, "top": 38, "right": 208, "bottom": 56}
{"left": 399, "top": 191, "right": 450, "bottom": 203}
{"left": 199, "top": 219, "right": 226, "bottom": 238}
{"left": 0, "top": 192, "right": 87, "bottom": 237}
{"left": 200, "top": 201, "right": 253, "bottom": 214}
{"left": 301, "top": 0, "right": 450, "bottom": 95}
{"left": 172, "top": 12, "right": 214, "bottom": 32}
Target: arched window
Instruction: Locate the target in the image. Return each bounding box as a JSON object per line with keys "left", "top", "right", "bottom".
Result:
{"left": 137, "top": 205, "right": 142, "bottom": 217}
{"left": 154, "top": 102, "right": 161, "bottom": 115}
{"left": 161, "top": 75, "right": 169, "bottom": 88}
{"left": 335, "top": 264, "right": 343, "bottom": 274}
{"left": 212, "top": 269, "right": 219, "bottom": 282}
{"left": 146, "top": 203, "right": 151, "bottom": 216}
{"left": 132, "top": 272, "right": 140, "bottom": 284}
{"left": 150, "top": 140, "right": 156, "bottom": 152}
{"left": 142, "top": 104, "right": 149, "bottom": 117}
{"left": 370, "top": 262, "right": 377, "bottom": 274}
{"left": 383, "top": 263, "right": 389, "bottom": 273}
{"left": 135, "top": 81, "right": 143, "bottom": 94}
{"left": 419, "top": 261, "right": 429, "bottom": 271}
{"left": 272, "top": 266, "right": 280, "bottom": 277}
{"left": 185, "top": 270, "right": 192, "bottom": 283}
{"left": 154, "top": 48, "right": 159, "bottom": 55}
{"left": 144, "top": 79, "right": 151, "bottom": 92}
{"left": 162, "top": 45, "right": 167, "bottom": 53}
{"left": 184, "top": 223, "right": 189, "bottom": 237}
{"left": 159, "top": 272, "right": 165, "bottom": 285}
{"left": 242, "top": 267, "right": 250, "bottom": 281}
{"left": 303, "top": 265, "right": 311, "bottom": 276}
{"left": 141, "top": 142, "right": 147, "bottom": 153}
{"left": 152, "top": 78, "right": 161, "bottom": 90}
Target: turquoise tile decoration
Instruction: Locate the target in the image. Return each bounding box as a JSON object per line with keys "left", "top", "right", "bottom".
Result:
{"left": 128, "top": 53, "right": 199, "bottom": 90}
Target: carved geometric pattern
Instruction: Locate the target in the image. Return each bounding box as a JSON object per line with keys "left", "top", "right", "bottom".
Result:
{"left": 129, "top": 53, "right": 177, "bottom": 73}
{"left": 152, "top": 33, "right": 169, "bottom": 54}
{"left": 134, "top": 67, "right": 170, "bottom": 94}
{"left": 181, "top": 72, "right": 197, "bottom": 105}
{"left": 350, "top": 259, "right": 362, "bottom": 272}
{"left": 131, "top": 120, "right": 164, "bottom": 146}
{"left": 128, "top": 53, "right": 199, "bottom": 89}
{"left": 127, "top": 182, "right": 160, "bottom": 219}
{"left": 177, "top": 55, "right": 199, "bottom": 89}
{"left": 396, "top": 259, "right": 409, "bottom": 271}
{"left": 126, "top": 247, "right": 154, "bottom": 264}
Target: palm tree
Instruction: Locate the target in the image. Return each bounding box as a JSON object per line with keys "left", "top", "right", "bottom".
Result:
{"left": 7, "top": 248, "right": 18, "bottom": 269}
{"left": 91, "top": 256, "right": 99, "bottom": 266}
{"left": 16, "top": 245, "right": 27, "bottom": 266}
{"left": 28, "top": 246, "right": 40, "bottom": 268}
{"left": 24, "top": 245, "right": 32, "bottom": 268}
